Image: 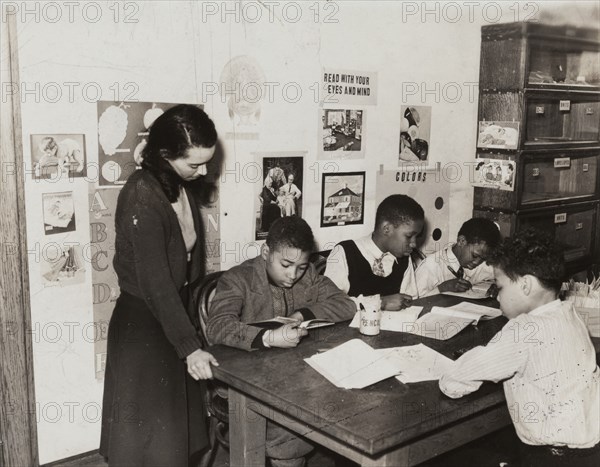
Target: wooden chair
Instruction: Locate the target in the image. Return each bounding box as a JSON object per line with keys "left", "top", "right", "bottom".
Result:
{"left": 195, "top": 271, "right": 229, "bottom": 467}
{"left": 309, "top": 249, "right": 331, "bottom": 275}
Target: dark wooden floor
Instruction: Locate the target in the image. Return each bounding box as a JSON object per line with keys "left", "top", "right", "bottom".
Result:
{"left": 46, "top": 425, "right": 519, "bottom": 467}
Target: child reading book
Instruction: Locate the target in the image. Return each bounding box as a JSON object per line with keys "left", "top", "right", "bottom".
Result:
{"left": 414, "top": 218, "right": 501, "bottom": 297}
{"left": 439, "top": 229, "right": 599, "bottom": 466}
{"left": 207, "top": 216, "right": 355, "bottom": 467}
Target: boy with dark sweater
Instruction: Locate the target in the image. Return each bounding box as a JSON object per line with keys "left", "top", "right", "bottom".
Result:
{"left": 207, "top": 217, "right": 355, "bottom": 467}
{"left": 324, "top": 194, "right": 425, "bottom": 310}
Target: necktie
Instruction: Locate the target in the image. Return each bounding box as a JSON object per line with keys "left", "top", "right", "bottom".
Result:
{"left": 372, "top": 255, "right": 386, "bottom": 277}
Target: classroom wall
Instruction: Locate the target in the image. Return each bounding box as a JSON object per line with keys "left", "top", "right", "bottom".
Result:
{"left": 9, "top": 1, "right": 596, "bottom": 463}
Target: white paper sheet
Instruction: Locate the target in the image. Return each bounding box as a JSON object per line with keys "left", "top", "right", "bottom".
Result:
{"left": 374, "top": 344, "right": 455, "bottom": 383}
{"left": 304, "top": 339, "right": 402, "bottom": 389}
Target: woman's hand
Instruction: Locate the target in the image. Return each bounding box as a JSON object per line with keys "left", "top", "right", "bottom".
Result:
{"left": 186, "top": 349, "right": 219, "bottom": 380}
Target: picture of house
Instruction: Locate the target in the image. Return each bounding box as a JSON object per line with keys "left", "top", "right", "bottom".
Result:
{"left": 321, "top": 173, "right": 365, "bottom": 227}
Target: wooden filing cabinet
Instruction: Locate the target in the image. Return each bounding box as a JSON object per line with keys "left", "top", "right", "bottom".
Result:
{"left": 473, "top": 22, "right": 600, "bottom": 274}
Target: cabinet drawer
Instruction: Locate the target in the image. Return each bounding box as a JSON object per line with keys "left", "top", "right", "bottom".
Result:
{"left": 528, "top": 40, "right": 600, "bottom": 90}
{"left": 473, "top": 150, "right": 600, "bottom": 210}
{"left": 521, "top": 152, "right": 599, "bottom": 205}
{"left": 525, "top": 95, "right": 600, "bottom": 146}
{"left": 474, "top": 203, "right": 598, "bottom": 266}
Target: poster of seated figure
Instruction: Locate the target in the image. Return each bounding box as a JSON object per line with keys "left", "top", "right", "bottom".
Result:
{"left": 399, "top": 105, "right": 431, "bottom": 164}
{"left": 254, "top": 152, "right": 305, "bottom": 241}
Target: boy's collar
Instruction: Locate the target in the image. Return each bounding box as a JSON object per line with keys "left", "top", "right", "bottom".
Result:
{"left": 528, "top": 299, "right": 561, "bottom": 316}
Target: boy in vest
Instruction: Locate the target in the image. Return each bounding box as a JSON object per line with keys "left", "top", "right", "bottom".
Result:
{"left": 324, "top": 194, "right": 425, "bottom": 310}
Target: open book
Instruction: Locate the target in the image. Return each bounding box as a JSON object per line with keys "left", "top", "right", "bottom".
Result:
{"left": 442, "top": 281, "right": 495, "bottom": 300}
{"left": 248, "top": 316, "right": 335, "bottom": 330}
{"left": 405, "top": 302, "right": 502, "bottom": 340}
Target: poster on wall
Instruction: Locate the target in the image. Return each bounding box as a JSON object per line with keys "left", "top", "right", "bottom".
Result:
{"left": 320, "top": 172, "right": 366, "bottom": 227}
{"left": 318, "top": 108, "right": 365, "bottom": 160}
{"left": 197, "top": 182, "right": 222, "bottom": 275}
{"left": 472, "top": 158, "right": 516, "bottom": 191}
{"left": 30, "top": 134, "right": 86, "bottom": 179}
{"left": 220, "top": 55, "right": 266, "bottom": 140}
{"left": 375, "top": 168, "right": 450, "bottom": 256}
{"left": 254, "top": 152, "right": 305, "bottom": 241}
{"left": 97, "top": 101, "right": 196, "bottom": 186}
{"left": 477, "top": 121, "right": 520, "bottom": 150}
{"left": 399, "top": 105, "right": 431, "bottom": 164}
{"left": 40, "top": 243, "right": 86, "bottom": 287}
{"left": 42, "top": 191, "right": 76, "bottom": 235}
{"left": 89, "top": 181, "right": 221, "bottom": 379}
{"left": 89, "top": 188, "right": 120, "bottom": 379}
{"left": 321, "top": 68, "right": 378, "bottom": 106}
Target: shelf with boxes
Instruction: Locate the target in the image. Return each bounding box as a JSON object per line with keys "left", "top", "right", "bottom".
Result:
{"left": 473, "top": 22, "right": 600, "bottom": 274}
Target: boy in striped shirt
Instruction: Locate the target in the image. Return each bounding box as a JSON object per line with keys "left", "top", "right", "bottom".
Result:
{"left": 440, "top": 229, "right": 599, "bottom": 466}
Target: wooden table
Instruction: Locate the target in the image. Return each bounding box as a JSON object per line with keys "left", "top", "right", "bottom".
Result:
{"left": 209, "top": 294, "right": 523, "bottom": 466}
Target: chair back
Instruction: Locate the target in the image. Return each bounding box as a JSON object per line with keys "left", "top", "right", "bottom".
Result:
{"left": 310, "top": 249, "right": 331, "bottom": 275}
{"left": 197, "top": 271, "right": 224, "bottom": 347}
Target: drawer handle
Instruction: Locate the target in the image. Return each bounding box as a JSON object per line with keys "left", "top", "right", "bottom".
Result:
{"left": 532, "top": 168, "right": 540, "bottom": 177}
{"left": 559, "top": 100, "right": 571, "bottom": 111}
{"left": 583, "top": 163, "right": 589, "bottom": 172}
{"left": 586, "top": 107, "right": 594, "bottom": 115}
{"left": 575, "top": 222, "right": 583, "bottom": 230}
{"left": 554, "top": 213, "right": 567, "bottom": 224}
{"left": 536, "top": 106, "right": 545, "bottom": 115}
{"left": 554, "top": 157, "right": 570, "bottom": 168}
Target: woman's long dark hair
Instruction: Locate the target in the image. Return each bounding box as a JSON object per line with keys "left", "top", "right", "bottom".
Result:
{"left": 141, "top": 104, "right": 217, "bottom": 202}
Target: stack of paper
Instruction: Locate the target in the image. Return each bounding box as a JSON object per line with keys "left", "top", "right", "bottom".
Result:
{"left": 304, "top": 339, "right": 402, "bottom": 389}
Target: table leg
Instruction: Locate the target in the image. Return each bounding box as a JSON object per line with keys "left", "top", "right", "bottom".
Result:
{"left": 229, "top": 387, "right": 266, "bottom": 467}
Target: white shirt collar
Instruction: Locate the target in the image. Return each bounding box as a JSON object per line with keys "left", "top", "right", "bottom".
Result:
{"left": 529, "top": 299, "right": 561, "bottom": 317}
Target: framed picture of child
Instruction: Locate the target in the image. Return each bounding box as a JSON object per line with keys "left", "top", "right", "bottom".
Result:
{"left": 42, "top": 191, "right": 76, "bottom": 235}
{"left": 254, "top": 152, "right": 305, "bottom": 241}
{"left": 320, "top": 172, "right": 366, "bottom": 227}
{"left": 31, "top": 134, "right": 86, "bottom": 180}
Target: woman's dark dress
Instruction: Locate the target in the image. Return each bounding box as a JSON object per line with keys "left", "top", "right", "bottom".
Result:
{"left": 261, "top": 185, "right": 281, "bottom": 232}
{"left": 100, "top": 170, "right": 208, "bottom": 466}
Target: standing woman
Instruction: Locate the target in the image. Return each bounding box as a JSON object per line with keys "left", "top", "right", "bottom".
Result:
{"left": 100, "top": 105, "right": 218, "bottom": 466}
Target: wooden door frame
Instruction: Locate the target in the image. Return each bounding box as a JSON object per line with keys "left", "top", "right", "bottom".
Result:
{"left": 0, "top": 8, "right": 39, "bottom": 466}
